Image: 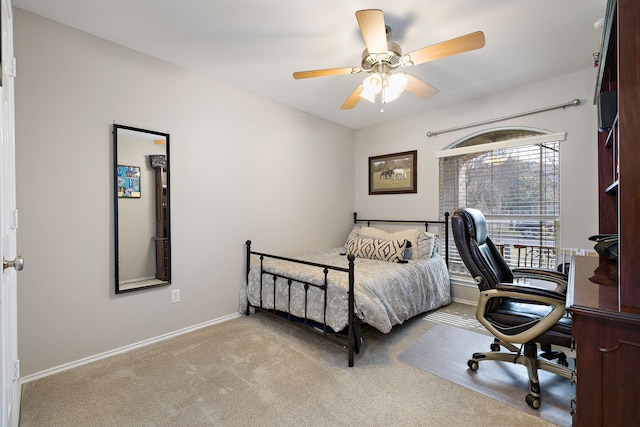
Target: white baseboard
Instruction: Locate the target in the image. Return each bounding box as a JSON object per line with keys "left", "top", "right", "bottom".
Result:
{"left": 450, "top": 279, "right": 480, "bottom": 306}
{"left": 20, "top": 312, "right": 243, "bottom": 384}
{"left": 451, "top": 296, "right": 477, "bottom": 306}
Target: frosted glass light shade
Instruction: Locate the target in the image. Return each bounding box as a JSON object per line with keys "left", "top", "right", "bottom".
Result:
{"left": 360, "top": 73, "right": 382, "bottom": 103}
{"left": 359, "top": 72, "right": 408, "bottom": 104}
{"left": 382, "top": 73, "right": 408, "bottom": 103}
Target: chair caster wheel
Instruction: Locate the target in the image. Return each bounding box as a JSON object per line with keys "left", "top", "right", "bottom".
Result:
{"left": 467, "top": 360, "right": 478, "bottom": 371}
{"left": 525, "top": 394, "right": 540, "bottom": 409}
{"left": 490, "top": 343, "right": 500, "bottom": 351}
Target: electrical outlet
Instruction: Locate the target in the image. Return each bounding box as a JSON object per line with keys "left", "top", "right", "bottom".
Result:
{"left": 171, "top": 289, "right": 180, "bottom": 303}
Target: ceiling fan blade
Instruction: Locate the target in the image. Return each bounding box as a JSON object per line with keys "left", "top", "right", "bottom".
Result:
{"left": 405, "top": 74, "right": 439, "bottom": 100}
{"left": 355, "top": 9, "right": 388, "bottom": 54}
{"left": 341, "top": 85, "right": 364, "bottom": 110}
{"left": 293, "top": 67, "right": 359, "bottom": 79}
{"left": 406, "top": 31, "right": 485, "bottom": 66}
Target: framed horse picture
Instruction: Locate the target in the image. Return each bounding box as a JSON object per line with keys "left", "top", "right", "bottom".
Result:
{"left": 369, "top": 150, "right": 417, "bottom": 195}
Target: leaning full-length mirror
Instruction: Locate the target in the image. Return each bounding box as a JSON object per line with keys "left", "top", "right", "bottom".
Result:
{"left": 113, "top": 124, "right": 171, "bottom": 293}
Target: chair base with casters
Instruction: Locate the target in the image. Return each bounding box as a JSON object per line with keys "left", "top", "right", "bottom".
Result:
{"left": 451, "top": 207, "right": 576, "bottom": 410}
{"left": 468, "top": 339, "right": 573, "bottom": 409}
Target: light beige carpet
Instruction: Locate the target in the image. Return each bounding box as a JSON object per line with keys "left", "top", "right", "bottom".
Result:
{"left": 19, "top": 303, "right": 559, "bottom": 426}
{"left": 398, "top": 324, "right": 574, "bottom": 427}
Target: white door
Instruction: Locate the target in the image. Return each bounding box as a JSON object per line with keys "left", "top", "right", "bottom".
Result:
{"left": 0, "top": 1, "right": 20, "bottom": 426}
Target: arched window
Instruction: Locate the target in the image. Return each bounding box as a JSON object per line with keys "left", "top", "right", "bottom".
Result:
{"left": 437, "top": 127, "right": 566, "bottom": 277}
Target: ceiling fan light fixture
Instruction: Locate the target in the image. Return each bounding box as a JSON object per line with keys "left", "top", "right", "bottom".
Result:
{"left": 382, "top": 72, "right": 408, "bottom": 103}
{"left": 360, "top": 73, "right": 383, "bottom": 103}
{"left": 360, "top": 71, "right": 408, "bottom": 104}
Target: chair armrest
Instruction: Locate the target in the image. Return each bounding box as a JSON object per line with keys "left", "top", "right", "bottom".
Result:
{"left": 512, "top": 267, "right": 567, "bottom": 282}
{"left": 476, "top": 284, "right": 568, "bottom": 345}
{"left": 512, "top": 267, "right": 568, "bottom": 293}
{"left": 495, "top": 283, "right": 566, "bottom": 304}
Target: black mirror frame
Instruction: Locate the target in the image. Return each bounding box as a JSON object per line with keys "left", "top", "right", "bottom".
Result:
{"left": 113, "top": 124, "right": 171, "bottom": 294}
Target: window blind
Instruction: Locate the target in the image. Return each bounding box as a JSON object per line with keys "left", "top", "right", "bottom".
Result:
{"left": 440, "top": 139, "right": 561, "bottom": 275}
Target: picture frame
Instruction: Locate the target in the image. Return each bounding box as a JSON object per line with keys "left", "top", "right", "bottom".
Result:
{"left": 369, "top": 150, "right": 417, "bottom": 195}
{"left": 117, "top": 165, "right": 141, "bottom": 198}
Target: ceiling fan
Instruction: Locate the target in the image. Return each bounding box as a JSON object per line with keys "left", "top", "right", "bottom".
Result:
{"left": 293, "top": 9, "right": 485, "bottom": 110}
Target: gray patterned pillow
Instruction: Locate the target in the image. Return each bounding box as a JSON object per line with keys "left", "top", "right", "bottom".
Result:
{"left": 346, "top": 237, "right": 408, "bottom": 263}
{"left": 416, "top": 231, "right": 437, "bottom": 259}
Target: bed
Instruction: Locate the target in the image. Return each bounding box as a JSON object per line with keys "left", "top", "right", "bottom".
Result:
{"left": 239, "top": 212, "right": 451, "bottom": 366}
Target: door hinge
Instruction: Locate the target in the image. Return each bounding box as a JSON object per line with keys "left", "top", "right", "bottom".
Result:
{"left": 13, "top": 360, "right": 19, "bottom": 382}
{"left": 3, "top": 58, "right": 17, "bottom": 78}
{"left": 9, "top": 58, "right": 16, "bottom": 78}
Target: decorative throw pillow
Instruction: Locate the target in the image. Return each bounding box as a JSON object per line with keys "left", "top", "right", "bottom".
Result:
{"left": 415, "top": 231, "right": 434, "bottom": 259}
{"left": 402, "top": 241, "right": 413, "bottom": 261}
{"left": 346, "top": 237, "right": 408, "bottom": 263}
{"left": 432, "top": 234, "right": 440, "bottom": 255}
{"left": 416, "top": 231, "right": 440, "bottom": 259}
{"left": 357, "top": 227, "right": 420, "bottom": 260}
{"left": 344, "top": 225, "right": 361, "bottom": 249}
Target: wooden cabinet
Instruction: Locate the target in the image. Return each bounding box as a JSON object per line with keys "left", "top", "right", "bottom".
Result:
{"left": 568, "top": 256, "right": 640, "bottom": 426}
{"left": 616, "top": 0, "right": 640, "bottom": 312}
{"left": 567, "top": 0, "right": 640, "bottom": 425}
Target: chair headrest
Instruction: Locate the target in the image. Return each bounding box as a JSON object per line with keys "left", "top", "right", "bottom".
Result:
{"left": 458, "top": 208, "right": 488, "bottom": 246}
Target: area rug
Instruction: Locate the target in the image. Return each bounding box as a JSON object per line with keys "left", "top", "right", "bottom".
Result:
{"left": 398, "top": 324, "right": 573, "bottom": 427}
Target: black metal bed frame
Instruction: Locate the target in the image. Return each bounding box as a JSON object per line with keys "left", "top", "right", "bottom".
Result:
{"left": 245, "top": 212, "right": 449, "bottom": 367}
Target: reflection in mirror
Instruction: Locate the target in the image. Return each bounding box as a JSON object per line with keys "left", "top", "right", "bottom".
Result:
{"left": 113, "top": 124, "right": 171, "bottom": 293}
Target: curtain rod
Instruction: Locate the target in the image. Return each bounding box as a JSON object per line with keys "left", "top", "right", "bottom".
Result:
{"left": 426, "top": 98, "right": 581, "bottom": 137}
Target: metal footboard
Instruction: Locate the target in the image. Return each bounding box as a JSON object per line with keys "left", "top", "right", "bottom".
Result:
{"left": 245, "top": 240, "right": 358, "bottom": 366}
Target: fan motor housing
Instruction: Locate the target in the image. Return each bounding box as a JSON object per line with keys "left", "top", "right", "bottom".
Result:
{"left": 361, "top": 41, "right": 402, "bottom": 71}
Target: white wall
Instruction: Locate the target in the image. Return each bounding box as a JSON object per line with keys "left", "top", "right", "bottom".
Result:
{"left": 354, "top": 68, "right": 600, "bottom": 301}
{"left": 14, "top": 9, "right": 355, "bottom": 377}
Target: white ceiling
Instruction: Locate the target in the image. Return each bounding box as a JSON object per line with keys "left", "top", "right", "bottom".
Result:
{"left": 13, "top": 0, "right": 608, "bottom": 129}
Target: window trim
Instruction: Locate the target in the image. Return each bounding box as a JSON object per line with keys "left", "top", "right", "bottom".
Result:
{"left": 435, "top": 131, "right": 566, "bottom": 159}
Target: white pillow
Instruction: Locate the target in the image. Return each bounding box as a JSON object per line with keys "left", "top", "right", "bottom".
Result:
{"left": 357, "top": 227, "right": 420, "bottom": 260}
{"left": 346, "top": 237, "right": 408, "bottom": 263}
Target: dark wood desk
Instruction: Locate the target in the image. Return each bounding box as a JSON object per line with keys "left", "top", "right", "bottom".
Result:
{"left": 567, "top": 255, "right": 640, "bottom": 427}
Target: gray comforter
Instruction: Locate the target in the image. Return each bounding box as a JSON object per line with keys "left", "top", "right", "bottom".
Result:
{"left": 239, "top": 247, "right": 451, "bottom": 333}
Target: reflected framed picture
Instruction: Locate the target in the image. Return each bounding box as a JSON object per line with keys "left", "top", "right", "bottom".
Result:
{"left": 369, "top": 150, "right": 417, "bottom": 195}
{"left": 117, "top": 165, "right": 141, "bottom": 198}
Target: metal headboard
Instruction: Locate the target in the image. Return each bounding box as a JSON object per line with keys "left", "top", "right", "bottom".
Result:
{"left": 352, "top": 212, "right": 450, "bottom": 266}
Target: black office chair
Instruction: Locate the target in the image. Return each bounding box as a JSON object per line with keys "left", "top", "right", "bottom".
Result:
{"left": 451, "top": 208, "right": 574, "bottom": 409}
